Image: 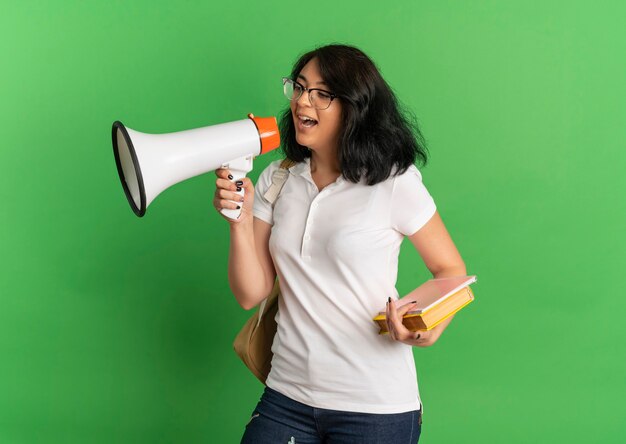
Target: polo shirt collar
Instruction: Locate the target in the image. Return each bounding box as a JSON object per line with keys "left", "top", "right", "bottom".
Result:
{"left": 289, "top": 157, "right": 310, "bottom": 177}
{"left": 289, "top": 157, "right": 346, "bottom": 187}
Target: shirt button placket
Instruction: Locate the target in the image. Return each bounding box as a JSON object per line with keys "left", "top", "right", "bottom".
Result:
{"left": 302, "top": 197, "right": 320, "bottom": 260}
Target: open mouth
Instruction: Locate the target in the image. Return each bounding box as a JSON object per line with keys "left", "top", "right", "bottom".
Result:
{"left": 297, "top": 114, "right": 318, "bottom": 128}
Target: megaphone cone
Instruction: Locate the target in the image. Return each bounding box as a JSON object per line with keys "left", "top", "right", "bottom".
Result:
{"left": 112, "top": 114, "right": 280, "bottom": 218}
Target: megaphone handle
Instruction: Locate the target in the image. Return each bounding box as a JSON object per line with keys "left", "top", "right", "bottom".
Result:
{"left": 220, "top": 169, "right": 247, "bottom": 220}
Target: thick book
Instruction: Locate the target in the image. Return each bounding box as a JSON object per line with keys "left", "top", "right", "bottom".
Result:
{"left": 373, "top": 275, "right": 477, "bottom": 334}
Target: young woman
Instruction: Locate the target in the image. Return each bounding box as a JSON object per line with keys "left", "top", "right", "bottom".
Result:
{"left": 213, "top": 44, "right": 466, "bottom": 443}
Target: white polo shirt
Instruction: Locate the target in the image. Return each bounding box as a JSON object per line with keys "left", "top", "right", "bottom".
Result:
{"left": 252, "top": 157, "right": 437, "bottom": 414}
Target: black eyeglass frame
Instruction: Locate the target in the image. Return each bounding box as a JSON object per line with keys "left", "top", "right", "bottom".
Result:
{"left": 282, "top": 77, "right": 338, "bottom": 110}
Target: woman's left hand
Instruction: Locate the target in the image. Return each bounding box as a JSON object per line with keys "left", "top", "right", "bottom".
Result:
{"left": 386, "top": 298, "right": 430, "bottom": 346}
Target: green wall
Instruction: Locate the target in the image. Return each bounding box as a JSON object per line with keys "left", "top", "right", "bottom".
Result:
{"left": 1, "top": 1, "right": 624, "bottom": 442}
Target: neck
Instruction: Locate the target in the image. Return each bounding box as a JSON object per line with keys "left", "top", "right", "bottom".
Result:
{"left": 310, "top": 149, "right": 341, "bottom": 175}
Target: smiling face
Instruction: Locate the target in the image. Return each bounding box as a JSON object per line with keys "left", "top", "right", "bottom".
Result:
{"left": 290, "top": 57, "right": 343, "bottom": 155}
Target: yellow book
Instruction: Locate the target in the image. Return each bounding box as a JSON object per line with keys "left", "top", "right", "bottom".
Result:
{"left": 373, "top": 275, "right": 477, "bottom": 334}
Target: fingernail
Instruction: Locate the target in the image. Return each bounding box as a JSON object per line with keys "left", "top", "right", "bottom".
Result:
{"left": 236, "top": 187, "right": 242, "bottom": 192}
{"left": 228, "top": 174, "right": 233, "bottom": 180}
{"left": 235, "top": 180, "right": 243, "bottom": 186}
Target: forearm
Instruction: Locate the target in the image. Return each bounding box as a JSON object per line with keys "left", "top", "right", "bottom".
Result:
{"left": 227, "top": 222, "right": 270, "bottom": 309}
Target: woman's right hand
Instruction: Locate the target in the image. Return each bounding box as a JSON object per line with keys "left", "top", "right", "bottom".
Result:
{"left": 213, "top": 168, "right": 255, "bottom": 224}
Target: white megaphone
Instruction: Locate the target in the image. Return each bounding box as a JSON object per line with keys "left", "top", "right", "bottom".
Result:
{"left": 112, "top": 113, "right": 280, "bottom": 219}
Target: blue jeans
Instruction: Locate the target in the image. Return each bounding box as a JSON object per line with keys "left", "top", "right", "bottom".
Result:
{"left": 241, "top": 386, "right": 422, "bottom": 444}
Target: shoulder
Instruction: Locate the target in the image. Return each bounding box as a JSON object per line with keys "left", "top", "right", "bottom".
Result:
{"left": 255, "top": 158, "right": 296, "bottom": 196}
{"left": 389, "top": 164, "right": 434, "bottom": 202}
{"left": 256, "top": 159, "right": 283, "bottom": 182}
{"left": 388, "top": 164, "right": 425, "bottom": 189}
{"left": 395, "top": 164, "right": 423, "bottom": 180}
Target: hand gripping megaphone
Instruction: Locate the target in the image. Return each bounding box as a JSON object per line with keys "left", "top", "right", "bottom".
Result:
{"left": 111, "top": 113, "right": 280, "bottom": 219}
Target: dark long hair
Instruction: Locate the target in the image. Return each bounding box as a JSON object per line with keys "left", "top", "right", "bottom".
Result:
{"left": 280, "top": 44, "right": 429, "bottom": 185}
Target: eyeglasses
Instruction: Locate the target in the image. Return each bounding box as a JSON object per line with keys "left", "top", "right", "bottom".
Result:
{"left": 282, "top": 77, "right": 338, "bottom": 110}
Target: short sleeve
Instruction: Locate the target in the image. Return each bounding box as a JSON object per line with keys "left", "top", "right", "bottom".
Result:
{"left": 390, "top": 165, "right": 437, "bottom": 236}
{"left": 252, "top": 160, "right": 282, "bottom": 225}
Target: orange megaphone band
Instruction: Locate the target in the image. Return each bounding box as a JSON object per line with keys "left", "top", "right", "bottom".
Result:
{"left": 248, "top": 113, "right": 281, "bottom": 154}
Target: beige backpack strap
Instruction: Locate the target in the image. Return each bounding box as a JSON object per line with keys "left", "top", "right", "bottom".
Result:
{"left": 258, "top": 159, "right": 295, "bottom": 321}
{"left": 263, "top": 158, "right": 297, "bottom": 204}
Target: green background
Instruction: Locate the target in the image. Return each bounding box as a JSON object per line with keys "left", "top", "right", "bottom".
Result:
{"left": 1, "top": 1, "right": 624, "bottom": 442}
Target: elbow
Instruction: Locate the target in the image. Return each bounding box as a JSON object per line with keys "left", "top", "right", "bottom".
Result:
{"left": 239, "top": 301, "right": 252, "bottom": 311}
{"left": 432, "top": 262, "right": 467, "bottom": 278}
{"left": 232, "top": 293, "right": 254, "bottom": 311}
{"left": 238, "top": 297, "right": 260, "bottom": 311}
{"left": 230, "top": 281, "right": 274, "bottom": 311}
{"left": 237, "top": 287, "right": 273, "bottom": 311}
{"left": 241, "top": 302, "right": 259, "bottom": 311}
